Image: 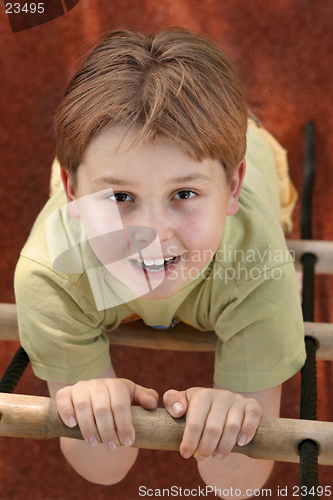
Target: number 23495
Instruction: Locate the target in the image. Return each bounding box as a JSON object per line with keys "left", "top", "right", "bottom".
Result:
{"left": 6, "top": 3, "right": 45, "bottom": 14}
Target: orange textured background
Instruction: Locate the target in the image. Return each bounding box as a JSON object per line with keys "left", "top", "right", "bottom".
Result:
{"left": 0, "top": 1, "right": 333, "bottom": 498}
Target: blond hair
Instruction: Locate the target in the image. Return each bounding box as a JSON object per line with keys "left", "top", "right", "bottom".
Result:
{"left": 55, "top": 27, "right": 247, "bottom": 187}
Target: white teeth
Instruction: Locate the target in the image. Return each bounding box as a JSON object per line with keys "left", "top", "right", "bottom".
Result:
{"left": 133, "top": 256, "right": 178, "bottom": 266}
{"left": 135, "top": 258, "right": 167, "bottom": 265}
{"left": 153, "top": 258, "right": 165, "bottom": 266}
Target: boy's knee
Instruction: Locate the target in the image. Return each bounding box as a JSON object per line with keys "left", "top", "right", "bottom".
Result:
{"left": 78, "top": 467, "right": 131, "bottom": 486}
{"left": 70, "top": 460, "right": 133, "bottom": 486}
{"left": 60, "top": 437, "right": 138, "bottom": 485}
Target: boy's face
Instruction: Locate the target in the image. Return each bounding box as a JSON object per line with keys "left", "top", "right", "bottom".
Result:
{"left": 62, "top": 127, "right": 245, "bottom": 300}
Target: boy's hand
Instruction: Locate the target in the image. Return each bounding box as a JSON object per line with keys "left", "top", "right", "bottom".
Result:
{"left": 163, "top": 387, "right": 263, "bottom": 461}
{"left": 56, "top": 378, "right": 158, "bottom": 449}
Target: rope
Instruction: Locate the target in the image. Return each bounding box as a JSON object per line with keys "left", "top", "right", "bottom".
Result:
{"left": 299, "top": 334, "right": 319, "bottom": 494}
{"left": 0, "top": 346, "right": 30, "bottom": 393}
{"left": 298, "top": 122, "right": 320, "bottom": 498}
{"left": 300, "top": 336, "right": 317, "bottom": 421}
{"left": 301, "top": 122, "right": 315, "bottom": 240}
{"left": 299, "top": 440, "right": 320, "bottom": 490}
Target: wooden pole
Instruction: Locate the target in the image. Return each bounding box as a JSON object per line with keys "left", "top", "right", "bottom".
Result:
{"left": 286, "top": 239, "right": 333, "bottom": 274}
{"left": 105, "top": 321, "right": 333, "bottom": 361}
{"left": 0, "top": 303, "right": 333, "bottom": 359}
{"left": 0, "top": 303, "right": 18, "bottom": 342}
{"left": 0, "top": 393, "right": 333, "bottom": 465}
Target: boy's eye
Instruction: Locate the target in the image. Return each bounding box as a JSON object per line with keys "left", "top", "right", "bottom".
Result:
{"left": 174, "top": 190, "right": 197, "bottom": 200}
{"left": 108, "top": 190, "right": 197, "bottom": 203}
{"left": 108, "top": 192, "right": 133, "bottom": 203}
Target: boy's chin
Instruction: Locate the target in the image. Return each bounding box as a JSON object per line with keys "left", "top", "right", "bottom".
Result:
{"left": 140, "top": 281, "right": 184, "bottom": 300}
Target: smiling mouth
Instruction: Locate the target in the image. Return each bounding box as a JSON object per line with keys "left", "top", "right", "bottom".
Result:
{"left": 130, "top": 256, "right": 179, "bottom": 272}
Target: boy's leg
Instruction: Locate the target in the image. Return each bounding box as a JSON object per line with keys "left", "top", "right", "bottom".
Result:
{"left": 247, "top": 116, "right": 298, "bottom": 235}
{"left": 59, "top": 434, "right": 139, "bottom": 485}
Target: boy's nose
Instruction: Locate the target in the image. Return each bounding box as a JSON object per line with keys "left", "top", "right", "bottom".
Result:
{"left": 131, "top": 221, "right": 174, "bottom": 245}
{"left": 130, "top": 207, "right": 174, "bottom": 243}
{"left": 131, "top": 225, "right": 156, "bottom": 243}
{"left": 128, "top": 227, "right": 164, "bottom": 262}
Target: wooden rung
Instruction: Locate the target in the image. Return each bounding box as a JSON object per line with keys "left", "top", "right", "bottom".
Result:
{"left": 286, "top": 239, "right": 333, "bottom": 274}
{"left": 0, "top": 303, "right": 333, "bottom": 360}
{"left": 105, "top": 321, "right": 333, "bottom": 361}
{"left": 0, "top": 303, "right": 17, "bottom": 342}
{"left": 0, "top": 393, "right": 333, "bottom": 465}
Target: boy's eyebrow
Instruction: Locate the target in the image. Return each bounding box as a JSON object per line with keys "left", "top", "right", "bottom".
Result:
{"left": 92, "top": 173, "right": 213, "bottom": 188}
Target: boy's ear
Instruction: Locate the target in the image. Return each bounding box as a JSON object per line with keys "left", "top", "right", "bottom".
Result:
{"left": 227, "top": 158, "right": 246, "bottom": 216}
{"left": 60, "top": 167, "right": 81, "bottom": 220}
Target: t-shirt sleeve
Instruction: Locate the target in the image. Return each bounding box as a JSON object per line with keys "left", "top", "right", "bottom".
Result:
{"left": 14, "top": 255, "right": 111, "bottom": 384}
{"left": 213, "top": 262, "right": 307, "bottom": 392}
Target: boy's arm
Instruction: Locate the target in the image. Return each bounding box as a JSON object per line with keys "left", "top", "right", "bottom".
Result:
{"left": 47, "top": 364, "right": 157, "bottom": 485}
{"left": 197, "top": 383, "right": 281, "bottom": 497}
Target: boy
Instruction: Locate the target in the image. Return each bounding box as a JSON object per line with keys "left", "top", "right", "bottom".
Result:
{"left": 14, "top": 27, "right": 306, "bottom": 496}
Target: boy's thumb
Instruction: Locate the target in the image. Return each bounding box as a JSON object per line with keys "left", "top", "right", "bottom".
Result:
{"left": 125, "top": 380, "right": 159, "bottom": 409}
{"left": 163, "top": 389, "right": 188, "bottom": 418}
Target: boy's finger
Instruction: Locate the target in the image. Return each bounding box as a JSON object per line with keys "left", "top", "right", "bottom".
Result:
{"left": 69, "top": 383, "right": 102, "bottom": 446}
{"left": 179, "top": 392, "right": 211, "bottom": 458}
{"left": 121, "top": 378, "right": 158, "bottom": 408}
{"left": 90, "top": 385, "right": 120, "bottom": 449}
{"left": 212, "top": 403, "right": 244, "bottom": 458}
{"left": 108, "top": 379, "right": 135, "bottom": 447}
{"left": 56, "top": 386, "right": 77, "bottom": 428}
{"left": 133, "top": 385, "right": 159, "bottom": 410}
{"left": 163, "top": 389, "right": 187, "bottom": 418}
{"left": 212, "top": 399, "right": 262, "bottom": 458}
{"left": 236, "top": 401, "right": 263, "bottom": 447}
{"left": 192, "top": 401, "right": 228, "bottom": 460}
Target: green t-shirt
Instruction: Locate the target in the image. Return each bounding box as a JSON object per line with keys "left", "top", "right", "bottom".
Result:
{"left": 14, "top": 125, "right": 306, "bottom": 391}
